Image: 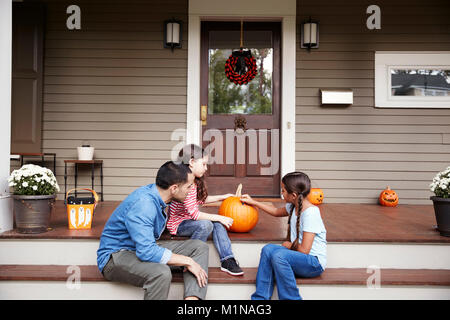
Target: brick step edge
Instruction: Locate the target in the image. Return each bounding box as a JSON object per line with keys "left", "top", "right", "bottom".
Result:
{"left": 1, "top": 265, "right": 449, "bottom": 286}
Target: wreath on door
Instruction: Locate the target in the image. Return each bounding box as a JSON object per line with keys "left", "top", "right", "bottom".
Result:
{"left": 225, "top": 50, "right": 257, "bottom": 85}
{"left": 224, "top": 20, "right": 257, "bottom": 86}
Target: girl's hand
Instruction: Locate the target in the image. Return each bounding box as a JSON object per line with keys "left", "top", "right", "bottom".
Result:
{"left": 240, "top": 194, "right": 256, "bottom": 205}
{"left": 282, "top": 241, "right": 292, "bottom": 249}
{"left": 218, "top": 215, "right": 234, "bottom": 229}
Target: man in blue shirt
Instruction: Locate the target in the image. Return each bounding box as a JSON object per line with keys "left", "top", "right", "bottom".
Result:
{"left": 97, "top": 161, "right": 209, "bottom": 300}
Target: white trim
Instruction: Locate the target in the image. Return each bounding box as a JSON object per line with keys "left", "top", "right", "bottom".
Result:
{"left": 186, "top": 15, "right": 201, "bottom": 145}
{"left": 0, "top": 0, "right": 13, "bottom": 233}
{"left": 280, "top": 15, "right": 297, "bottom": 176}
{"left": 186, "top": 0, "right": 297, "bottom": 185}
{"left": 375, "top": 52, "right": 450, "bottom": 108}
{"left": 3, "top": 239, "right": 449, "bottom": 270}
{"left": 1, "top": 282, "right": 449, "bottom": 300}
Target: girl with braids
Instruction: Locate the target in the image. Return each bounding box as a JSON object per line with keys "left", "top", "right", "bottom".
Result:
{"left": 167, "top": 144, "right": 244, "bottom": 276}
{"left": 240, "top": 172, "right": 327, "bottom": 300}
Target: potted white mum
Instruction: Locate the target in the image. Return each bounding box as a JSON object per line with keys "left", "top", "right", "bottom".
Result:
{"left": 429, "top": 166, "right": 450, "bottom": 237}
{"left": 8, "top": 164, "right": 60, "bottom": 234}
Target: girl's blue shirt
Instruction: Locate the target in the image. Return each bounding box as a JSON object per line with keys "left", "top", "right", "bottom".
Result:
{"left": 286, "top": 203, "right": 327, "bottom": 269}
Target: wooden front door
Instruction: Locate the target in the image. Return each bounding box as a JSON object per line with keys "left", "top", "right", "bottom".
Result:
{"left": 200, "top": 21, "right": 281, "bottom": 197}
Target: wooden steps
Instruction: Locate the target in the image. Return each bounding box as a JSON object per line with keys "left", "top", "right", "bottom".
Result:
{"left": 1, "top": 201, "right": 449, "bottom": 299}
{"left": 1, "top": 201, "right": 448, "bottom": 243}
{"left": 1, "top": 265, "right": 449, "bottom": 287}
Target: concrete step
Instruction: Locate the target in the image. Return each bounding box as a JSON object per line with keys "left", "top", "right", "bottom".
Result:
{"left": 1, "top": 238, "right": 449, "bottom": 269}
{"left": 1, "top": 265, "right": 449, "bottom": 300}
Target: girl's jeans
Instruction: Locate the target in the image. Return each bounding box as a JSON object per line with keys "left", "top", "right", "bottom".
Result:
{"left": 176, "top": 219, "right": 234, "bottom": 262}
{"left": 251, "top": 243, "right": 324, "bottom": 300}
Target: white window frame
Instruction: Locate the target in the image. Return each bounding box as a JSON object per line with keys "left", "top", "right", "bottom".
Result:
{"left": 375, "top": 52, "right": 450, "bottom": 108}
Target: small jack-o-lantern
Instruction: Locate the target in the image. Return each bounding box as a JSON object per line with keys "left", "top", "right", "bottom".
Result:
{"left": 308, "top": 188, "right": 324, "bottom": 205}
{"left": 379, "top": 186, "right": 399, "bottom": 207}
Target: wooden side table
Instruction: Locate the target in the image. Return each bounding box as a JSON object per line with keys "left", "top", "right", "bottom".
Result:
{"left": 11, "top": 152, "right": 57, "bottom": 174}
{"left": 64, "top": 160, "right": 104, "bottom": 202}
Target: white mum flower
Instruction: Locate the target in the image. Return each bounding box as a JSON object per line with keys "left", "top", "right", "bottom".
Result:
{"left": 32, "top": 185, "right": 38, "bottom": 191}
{"left": 22, "top": 181, "right": 28, "bottom": 187}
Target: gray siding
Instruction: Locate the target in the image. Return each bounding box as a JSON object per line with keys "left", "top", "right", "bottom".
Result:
{"left": 11, "top": 0, "right": 450, "bottom": 204}
{"left": 20, "top": 0, "right": 188, "bottom": 201}
{"left": 296, "top": 0, "right": 450, "bottom": 204}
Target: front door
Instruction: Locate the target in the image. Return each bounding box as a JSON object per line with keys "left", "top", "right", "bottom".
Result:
{"left": 200, "top": 21, "right": 281, "bottom": 197}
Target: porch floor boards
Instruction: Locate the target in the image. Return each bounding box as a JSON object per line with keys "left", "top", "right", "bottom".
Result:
{"left": 0, "top": 200, "right": 448, "bottom": 243}
{"left": 1, "top": 264, "right": 449, "bottom": 286}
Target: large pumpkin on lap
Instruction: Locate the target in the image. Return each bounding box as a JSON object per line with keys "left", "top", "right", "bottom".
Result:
{"left": 219, "top": 184, "right": 258, "bottom": 233}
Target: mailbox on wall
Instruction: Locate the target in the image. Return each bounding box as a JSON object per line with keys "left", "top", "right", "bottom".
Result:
{"left": 320, "top": 89, "right": 353, "bottom": 105}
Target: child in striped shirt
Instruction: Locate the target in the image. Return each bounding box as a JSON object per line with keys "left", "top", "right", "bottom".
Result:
{"left": 168, "top": 144, "right": 244, "bottom": 276}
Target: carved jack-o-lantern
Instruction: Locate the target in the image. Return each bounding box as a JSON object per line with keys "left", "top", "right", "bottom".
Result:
{"left": 379, "top": 186, "right": 399, "bottom": 207}
{"left": 308, "top": 188, "right": 324, "bottom": 205}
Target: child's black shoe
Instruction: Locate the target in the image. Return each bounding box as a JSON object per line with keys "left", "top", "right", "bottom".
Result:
{"left": 220, "top": 257, "right": 244, "bottom": 276}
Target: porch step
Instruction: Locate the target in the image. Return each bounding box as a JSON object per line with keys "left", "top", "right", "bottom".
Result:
{"left": 1, "top": 264, "right": 450, "bottom": 286}
{"left": 1, "top": 265, "right": 449, "bottom": 300}
{"left": 1, "top": 239, "right": 449, "bottom": 269}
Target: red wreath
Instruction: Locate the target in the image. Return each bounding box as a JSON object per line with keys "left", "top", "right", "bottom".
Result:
{"left": 225, "top": 50, "right": 257, "bottom": 85}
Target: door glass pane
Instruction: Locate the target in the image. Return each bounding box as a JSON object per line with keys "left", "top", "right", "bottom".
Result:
{"left": 208, "top": 30, "right": 273, "bottom": 114}
{"left": 391, "top": 69, "right": 450, "bottom": 96}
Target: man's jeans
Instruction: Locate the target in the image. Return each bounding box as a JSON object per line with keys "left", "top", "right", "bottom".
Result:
{"left": 102, "top": 239, "right": 209, "bottom": 300}
{"left": 177, "top": 219, "right": 234, "bottom": 262}
{"left": 251, "top": 243, "right": 324, "bottom": 300}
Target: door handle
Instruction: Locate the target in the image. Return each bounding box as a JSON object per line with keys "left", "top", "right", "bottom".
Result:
{"left": 201, "top": 105, "right": 207, "bottom": 125}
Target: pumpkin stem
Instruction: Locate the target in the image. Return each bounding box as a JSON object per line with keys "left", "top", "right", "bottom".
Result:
{"left": 386, "top": 186, "right": 391, "bottom": 190}
{"left": 235, "top": 183, "right": 243, "bottom": 197}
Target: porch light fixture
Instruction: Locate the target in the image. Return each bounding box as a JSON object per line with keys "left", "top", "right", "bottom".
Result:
{"left": 301, "top": 17, "right": 319, "bottom": 51}
{"left": 164, "top": 19, "right": 182, "bottom": 51}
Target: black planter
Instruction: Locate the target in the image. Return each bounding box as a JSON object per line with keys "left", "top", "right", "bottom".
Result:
{"left": 430, "top": 196, "right": 450, "bottom": 237}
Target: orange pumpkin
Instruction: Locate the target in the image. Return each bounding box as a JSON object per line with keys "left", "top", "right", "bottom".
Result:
{"left": 218, "top": 184, "right": 258, "bottom": 233}
{"left": 379, "top": 186, "right": 399, "bottom": 207}
{"left": 308, "top": 188, "right": 324, "bottom": 205}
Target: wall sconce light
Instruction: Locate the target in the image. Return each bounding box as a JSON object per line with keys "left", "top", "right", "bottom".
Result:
{"left": 164, "top": 19, "right": 182, "bottom": 51}
{"left": 301, "top": 17, "right": 319, "bottom": 51}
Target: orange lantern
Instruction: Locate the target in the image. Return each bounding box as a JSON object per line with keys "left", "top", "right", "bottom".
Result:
{"left": 308, "top": 188, "right": 324, "bottom": 205}
{"left": 218, "top": 184, "right": 258, "bottom": 233}
{"left": 379, "top": 186, "right": 399, "bottom": 207}
{"left": 66, "top": 188, "right": 99, "bottom": 229}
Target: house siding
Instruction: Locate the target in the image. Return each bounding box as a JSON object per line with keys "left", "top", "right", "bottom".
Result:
{"left": 11, "top": 0, "right": 450, "bottom": 204}
{"left": 296, "top": 0, "right": 450, "bottom": 204}
{"left": 19, "top": 0, "right": 189, "bottom": 201}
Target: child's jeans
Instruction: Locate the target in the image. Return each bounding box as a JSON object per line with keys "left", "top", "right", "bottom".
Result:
{"left": 251, "top": 243, "right": 324, "bottom": 300}
{"left": 176, "top": 219, "right": 234, "bottom": 262}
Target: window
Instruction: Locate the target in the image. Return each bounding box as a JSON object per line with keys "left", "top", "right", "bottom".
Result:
{"left": 375, "top": 52, "right": 450, "bottom": 108}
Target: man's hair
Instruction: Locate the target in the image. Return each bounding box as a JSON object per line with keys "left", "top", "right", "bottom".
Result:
{"left": 156, "top": 161, "right": 192, "bottom": 190}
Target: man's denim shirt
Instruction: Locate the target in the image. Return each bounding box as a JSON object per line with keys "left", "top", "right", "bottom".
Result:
{"left": 97, "top": 183, "right": 172, "bottom": 272}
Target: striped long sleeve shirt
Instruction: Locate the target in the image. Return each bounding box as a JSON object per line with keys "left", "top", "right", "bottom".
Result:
{"left": 167, "top": 183, "right": 204, "bottom": 235}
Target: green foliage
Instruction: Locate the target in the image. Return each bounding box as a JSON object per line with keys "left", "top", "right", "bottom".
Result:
{"left": 430, "top": 166, "right": 450, "bottom": 198}
{"left": 208, "top": 48, "right": 273, "bottom": 115}
{"left": 8, "top": 164, "right": 59, "bottom": 196}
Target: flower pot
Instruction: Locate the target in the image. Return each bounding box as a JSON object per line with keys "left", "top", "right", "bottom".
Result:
{"left": 77, "top": 147, "right": 94, "bottom": 161}
{"left": 430, "top": 196, "right": 450, "bottom": 237}
{"left": 12, "top": 194, "right": 56, "bottom": 234}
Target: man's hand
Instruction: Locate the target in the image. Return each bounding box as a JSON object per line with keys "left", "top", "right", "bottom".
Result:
{"left": 186, "top": 258, "right": 208, "bottom": 288}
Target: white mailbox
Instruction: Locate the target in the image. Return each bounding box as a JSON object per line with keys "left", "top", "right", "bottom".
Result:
{"left": 320, "top": 89, "right": 353, "bottom": 105}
